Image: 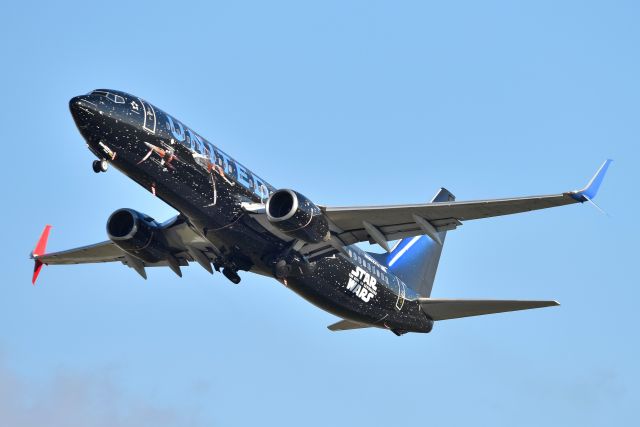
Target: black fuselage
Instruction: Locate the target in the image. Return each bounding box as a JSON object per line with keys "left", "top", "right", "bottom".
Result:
{"left": 69, "top": 89, "right": 433, "bottom": 334}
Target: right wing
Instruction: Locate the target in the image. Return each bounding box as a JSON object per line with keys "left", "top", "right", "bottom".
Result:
{"left": 299, "top": 160, "right": 612, "bottom": 259}
{"left": 241, "top": 160, "right": 611, "bottom": 262}
{"left": 322, "top": 160, "right": 612, "bottom": 249}
{"left": 419, "top": 298, "right": 559, "bottom": 321}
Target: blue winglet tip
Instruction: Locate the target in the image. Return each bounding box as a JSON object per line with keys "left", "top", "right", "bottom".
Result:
{"left": 571, "top": 159, "right": 613, "bottom": 202}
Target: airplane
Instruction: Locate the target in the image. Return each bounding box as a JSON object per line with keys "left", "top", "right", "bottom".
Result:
{"left": 30, "top": 89, "right": 612, "bottom": 335}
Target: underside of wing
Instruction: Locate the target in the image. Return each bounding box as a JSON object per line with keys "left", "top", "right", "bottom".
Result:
{"left": 325, "top": 193, "right": 573, "bottom": 246}
{"left": 35, "top": 241, "right": 125, "bottom": 265}
{"left": 322, "top": 160, "right": 612, "bottom": 250}
{"left": 30, "top": 216, "right": 218, "bottom": 283}
{"left": 235, "top": 161, "right": 612, "bottom": 266}
{"left": 35, "top": 241, "right": 193, "bottom": 267}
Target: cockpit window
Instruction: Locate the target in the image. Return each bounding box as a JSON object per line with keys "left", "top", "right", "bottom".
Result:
{"left": 90, "top": 90, "right": 125, "bottom": 104}
{"left": 108, "top": 93, "right": 125, "bottom": 103}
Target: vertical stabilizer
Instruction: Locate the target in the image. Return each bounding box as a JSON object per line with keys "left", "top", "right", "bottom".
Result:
{"left": 370, "top": 188, "right": 453, "bottom": 297}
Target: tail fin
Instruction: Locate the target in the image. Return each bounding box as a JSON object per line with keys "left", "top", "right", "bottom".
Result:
{"left": 370, "top": 188, "right": 454, "bottom": 297}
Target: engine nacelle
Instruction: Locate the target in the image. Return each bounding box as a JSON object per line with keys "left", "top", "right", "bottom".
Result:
{"left": 266, "top": 189, "right": 329, "bottom": 244}
{"left": 106, "top": 208, "right": 170, "bottom": 263}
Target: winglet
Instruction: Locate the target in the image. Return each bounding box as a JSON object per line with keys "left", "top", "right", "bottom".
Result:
{"left": 571, "top": 159, "right": 613, "bottom": 202}
{"left": 31, "top": 225, "right": 52, "bottom": 285}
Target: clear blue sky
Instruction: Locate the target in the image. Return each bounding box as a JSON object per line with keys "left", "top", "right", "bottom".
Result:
{"left": 1, "top": 1, "right": 637, "bottom": 425}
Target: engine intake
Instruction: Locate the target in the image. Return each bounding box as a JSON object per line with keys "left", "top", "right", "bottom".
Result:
{"left": 106, "top": 208, "right": 170, "bottom": 263}
{"left": 266, "top": 189, "right": 329, "bottom": 243}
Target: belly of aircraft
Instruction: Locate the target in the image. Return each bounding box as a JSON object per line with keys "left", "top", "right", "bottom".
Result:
{"left": 83, "top": 116, "right": 431, "bottom": 334}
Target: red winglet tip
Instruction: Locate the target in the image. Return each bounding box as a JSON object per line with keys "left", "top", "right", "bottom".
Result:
{"left": 33, "top": 225, "right": 52, "bottom": 257}
{"left": 31, "top": 225, "right": 52, "bottom": 285}
{"left": 32, "top": 260, "right": 43, "bottom": 285}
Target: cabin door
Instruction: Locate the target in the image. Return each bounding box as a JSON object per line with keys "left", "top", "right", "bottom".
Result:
{"left": 138, "top": 98, "right": 156, "bottom": 134}
{"left": 395, "top": 278, "right": 406, "bottom": 311}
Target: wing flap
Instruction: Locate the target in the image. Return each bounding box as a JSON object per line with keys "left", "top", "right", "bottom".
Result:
{"left": 419, "top": 298, "right": 559, "bottom": 321}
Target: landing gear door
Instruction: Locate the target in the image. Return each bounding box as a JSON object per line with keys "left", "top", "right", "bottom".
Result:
{"left": 395, "top": 278, "right": 406, "bottom": 311}
{"left": 138, "top": 98, "right": 156, "bottom": 134}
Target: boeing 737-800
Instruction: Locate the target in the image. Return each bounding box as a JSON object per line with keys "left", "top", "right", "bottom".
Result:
{"left": 30, "top": 89, "right": 611, "bottom": 335}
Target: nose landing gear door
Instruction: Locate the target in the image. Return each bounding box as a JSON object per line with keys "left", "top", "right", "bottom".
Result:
{"left": 138, "top": 98, "right": 156, "bottom": 134}
{"left": 395, "top": 277, "right": 406, "bottom": 311}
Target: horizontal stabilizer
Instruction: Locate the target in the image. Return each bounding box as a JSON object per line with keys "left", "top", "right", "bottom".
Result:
{"left": 327, "top": 319, "right": 371, "bottom": 331}
{"left": 419, "top": 298, "right": 559, "bottom": 321}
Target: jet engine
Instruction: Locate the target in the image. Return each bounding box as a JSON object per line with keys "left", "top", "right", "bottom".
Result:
{"left": 106, "top": 208, "right": 170, "bottom": 262}
{"left": 266, "top": 189, "right": 329, "bottom": 243}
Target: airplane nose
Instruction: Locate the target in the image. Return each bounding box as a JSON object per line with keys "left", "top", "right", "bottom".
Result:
{"left": 69, "top": 95, "right": 96, "bottom": 127}
{"left": 69, "top": 95, "right": 90, "bottom": 113}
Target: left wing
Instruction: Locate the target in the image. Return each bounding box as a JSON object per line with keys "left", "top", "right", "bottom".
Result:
{"left": 34, "top": 240, "right": 125, "bottom": 265}
{"left": 31, "top": 216, "right": 218, "bottom": 284}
